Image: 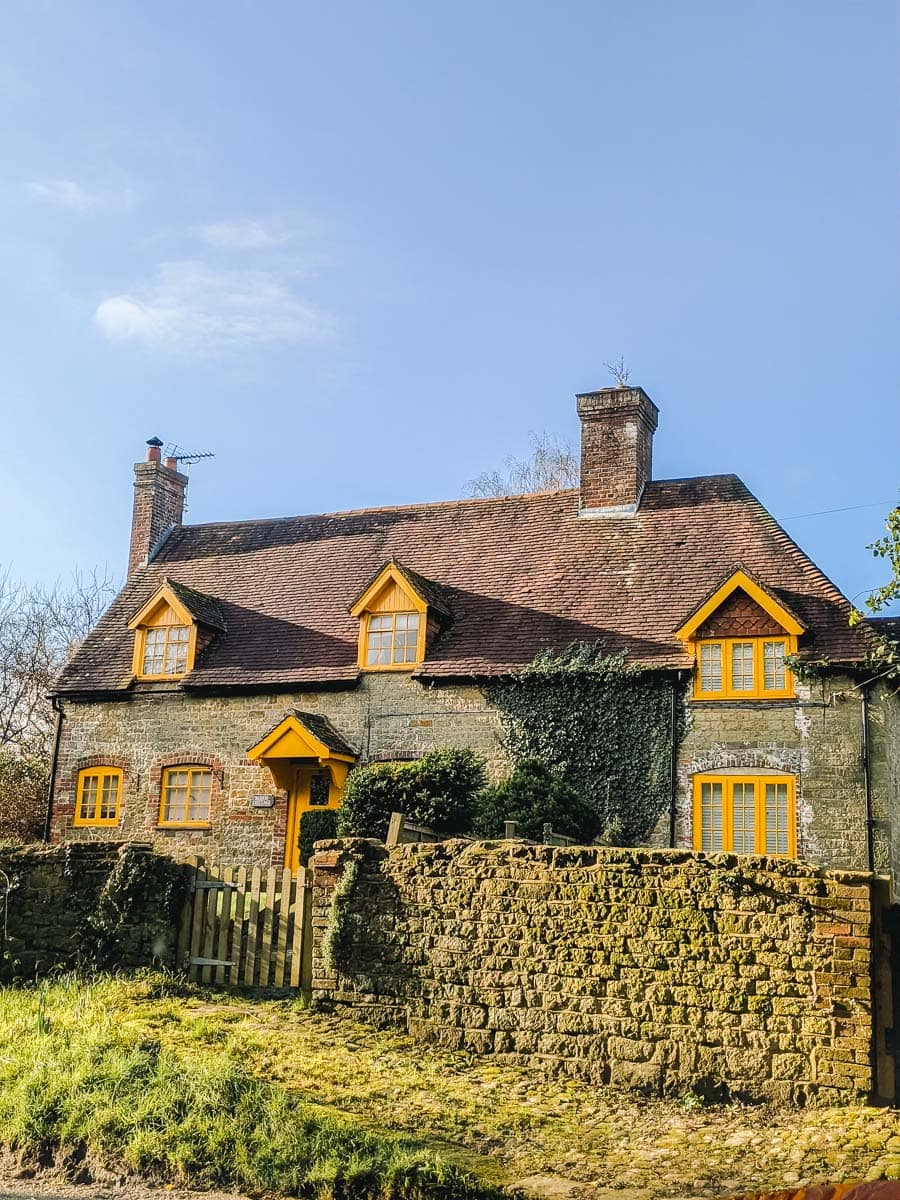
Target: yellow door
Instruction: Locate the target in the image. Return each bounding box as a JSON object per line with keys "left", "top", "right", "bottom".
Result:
{"left": 284, "top": 770, "right": 306, "bottom": 870}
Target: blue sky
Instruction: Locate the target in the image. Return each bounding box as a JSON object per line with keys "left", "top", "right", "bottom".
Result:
{"left": 1, "top": 1, "right": 897, "bottom": 613}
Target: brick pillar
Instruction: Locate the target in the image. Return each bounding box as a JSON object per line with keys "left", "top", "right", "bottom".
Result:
{"left": 576, "top": 386, "right": 659, "bottom": 514}
{"left": 128, "top": 438, "right": 188, "bottom": 576}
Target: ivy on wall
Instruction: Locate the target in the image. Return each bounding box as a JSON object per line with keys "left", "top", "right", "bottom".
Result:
{"left": 484, "top": 642, "right": 686, "bottom": 845}
{"left": 78, "top": 846, "right": 188, "bottom": 971}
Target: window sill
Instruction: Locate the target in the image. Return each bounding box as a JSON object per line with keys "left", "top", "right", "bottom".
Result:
{"left": 157, "top": 823, "right": 212, "bottom": 831}
{"left": 360, "top": 664, "right": 421, "bottom": 673}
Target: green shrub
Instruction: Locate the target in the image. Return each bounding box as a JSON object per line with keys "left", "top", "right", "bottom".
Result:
{"left": 471, "top": 758, "right": 600, "bottom": 842}
{"left": 337, "top": 749, "right": 486, "bottom": 840}
{"left": 298, "top": 807, "right": 339, "bottom": 866}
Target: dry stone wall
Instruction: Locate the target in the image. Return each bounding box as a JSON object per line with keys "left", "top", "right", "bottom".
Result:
{"left": 0, "top": 842, "right": 187, "bottom": 978}
{"left": 311, "top": 839, "right": 877, "bottom": 1105}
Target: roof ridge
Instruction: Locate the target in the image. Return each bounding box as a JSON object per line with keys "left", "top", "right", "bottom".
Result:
{"left": 170, "top": 473, "right": 748, "bottom": 535}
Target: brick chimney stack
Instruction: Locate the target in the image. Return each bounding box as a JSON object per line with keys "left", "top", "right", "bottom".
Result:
{"left": 576, "top": 386, "right": 659, "bottom": 515}
{"left": 128, "top": 438, "right": 188, "bottom": 576}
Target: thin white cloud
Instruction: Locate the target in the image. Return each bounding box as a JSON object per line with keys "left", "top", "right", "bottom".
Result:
{"left": 195, "top": 218, "right": 295, "bottom": 249}
{"left": 93, "top": 260, "right": 333, "bottom": 355}
{"left": 26, "top": 178, "right": 97, "bottom": 212}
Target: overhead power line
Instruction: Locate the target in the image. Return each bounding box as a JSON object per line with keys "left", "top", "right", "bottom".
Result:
{"left": 784, "top": 500, "right": 894, "bottom": 520}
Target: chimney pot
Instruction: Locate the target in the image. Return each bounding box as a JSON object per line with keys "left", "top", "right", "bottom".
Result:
{"left": 164, "top": 456, "right": 178, "bottom": 470}
{"left": 576, "top": 385, "right": 658, "bottom": 515}
{"left": 146, "top": 436, "right": 163, "bottom": 463}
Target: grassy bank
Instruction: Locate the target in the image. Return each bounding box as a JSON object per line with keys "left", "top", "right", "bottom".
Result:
{"left": 0, "top": 975, "right": 500, "bottom": 1199}
{"left": 0, "top": 974, "right": 899, "bottom": 1197}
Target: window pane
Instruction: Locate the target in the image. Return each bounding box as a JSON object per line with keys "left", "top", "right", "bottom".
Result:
{"left": 164, "top": 769, "right": 190, "bottom": 822}
{"left": 188, "top": 771, "right": 211, "bottom": 822}
{"left": 99, "top": 774, "right": 119, "bottom": 821}
{"left": 369, "top": 615, "right": 393, "bottom": 630}
{"left": 699, "top": 643, "right": 722, "bottom": 692}
{"left": 731, "top": 643, "right": 755, "bottom": 691}
{"left": 392, "top": 613, "right": 419, "bottom": 663}
{"left": 367, "top": 630, "right": 392, "bottom": 665}
{"left": 731, "top": 782, "right": 756, "bottom": 853}
{"left": 763, "top": 641, "right": 786, "bottom": 691}
{"left": 142, "top": 628, "right": 166, "bottom": 674}
{"left": 78, "top": 775, "right": 98, "bottom": 821}
{"left": 765, "top": 783, "right": 790, "bottom": 856}
{"left": 700, "top": 781, "right": 723, "bottom": 851}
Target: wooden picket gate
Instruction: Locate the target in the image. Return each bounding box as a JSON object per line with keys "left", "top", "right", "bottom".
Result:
{"left": 176, "top": 863, "right": 313, "bottom": 992}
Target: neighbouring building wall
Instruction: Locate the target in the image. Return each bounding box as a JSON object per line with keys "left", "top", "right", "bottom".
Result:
{"left": 50, "top": 675, "right": 505, "bottom": 865}
{"left": 311, "top": 839, "right": 880, "bottom": 1104}
{"left": 675, "top": 673, "right": 874, "bottom": 873}
{"left": 0, "top": 842, "right": 187, "bottom": 978}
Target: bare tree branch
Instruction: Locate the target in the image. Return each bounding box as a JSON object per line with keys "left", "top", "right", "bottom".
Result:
{"left": 0, "top": 567, "right": 116, "bottom": 839}
{"left": 465, "top": 431, "right": 580, "bottom": 499}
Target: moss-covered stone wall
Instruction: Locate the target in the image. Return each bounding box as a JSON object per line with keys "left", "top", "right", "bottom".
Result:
{"left": 0, "top": 842, "right": 187, "bottom": 979}
{"left": 311, "top": 839, "right": 877, "bottom": 1105}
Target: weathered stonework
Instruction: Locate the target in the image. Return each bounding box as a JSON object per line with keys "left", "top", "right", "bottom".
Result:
{"left": 311, "top": 839, "right": 879, "bottom": 1104}
{"left": 51, "top": 675, "right": 506, "bottom": 865}
{"left": 49, "top": 667, "right": 900, "bottom": 879}
{"left": 673, "top": 675, "right": 899, "bottom": 877}
{"left": 0, "top": 842, "right": 186, "bottom": 978}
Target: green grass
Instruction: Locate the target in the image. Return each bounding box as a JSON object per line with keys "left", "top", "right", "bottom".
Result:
{"left": 2, "top": 974, "right": 900, "bottom": 1197}
{"left": 0, "top": 974, "right": 502, "bottom": 1198}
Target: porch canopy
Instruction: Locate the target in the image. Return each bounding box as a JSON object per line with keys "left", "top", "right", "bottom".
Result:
{"left": 246, "top": 709, "right": 356, "bottom": 791}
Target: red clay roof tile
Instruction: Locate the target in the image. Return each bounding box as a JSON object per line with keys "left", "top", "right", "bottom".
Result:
{"left": 54, "top": 475, "right": 868, "bottom": 695}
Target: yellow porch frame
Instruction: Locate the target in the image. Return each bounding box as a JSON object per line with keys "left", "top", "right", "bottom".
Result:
{"left": 247, "top": 713, "right": 355, "bottom": 870}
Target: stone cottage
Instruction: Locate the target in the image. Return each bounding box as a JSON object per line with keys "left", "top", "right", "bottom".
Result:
{"left": 48, "top": 385, "right": 900, "bottom": 880}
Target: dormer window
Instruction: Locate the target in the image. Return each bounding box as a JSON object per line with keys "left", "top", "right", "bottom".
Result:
{"left": 365, "top": 611, "right": 421, "bottom": 666}
{"left": 128, "top": 579, "right": 226, "bottom": 682}
{"left": 349, "top": 560, "right": 452, "bottom": 673}
{"left": 141, "top": 623, "right": 191, "bottom": 676}
{"left": 675, "top": 569, "right": 805, "bottom": 702}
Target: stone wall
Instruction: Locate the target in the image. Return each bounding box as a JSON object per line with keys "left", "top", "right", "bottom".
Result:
{"left": 0, "top": 842, "right": 188, "bottom": 978}
{"left": 311, "top": 839, "right": 878, "bottom": 1105}
{"left": 674, "top": 674, "right": 882, "bottom": 873}
{"left": 50, "top": 675, "right": 505, "bottom": 866}
{"left": 50, "top": 668, "right": 899, "bottom": 883}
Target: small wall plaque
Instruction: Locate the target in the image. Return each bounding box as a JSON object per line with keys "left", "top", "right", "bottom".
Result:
{"left": 250, "top": 793, "right": 276, "bottom": 809}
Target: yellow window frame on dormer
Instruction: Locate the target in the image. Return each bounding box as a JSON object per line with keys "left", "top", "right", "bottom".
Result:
{"left": 128, "top": 584, "right": 199, "bottom": 680}
{"left": 693, "top": 635, "right": 796, "bottom": 699}
{"left": 676, "top": 569, "right": 804, "bottom": 702}
{"left": 349, "top": 563, "right": 428, "bottom": 671}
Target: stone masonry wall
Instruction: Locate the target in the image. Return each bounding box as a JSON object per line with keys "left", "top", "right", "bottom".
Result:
{"left": 674, "top": 674, "right": 878, "bottom": 873}
{"left": 311, "top": 839, "right": 877, "bottom": 1105}
{"left": 51, "top": 675, "right": 505, "bottom": 866}
{"left": 52, "top": 669, "right": 897, "bottom": 882}
{"left": 0, "top": 842, "right": 187, "bottom": 978}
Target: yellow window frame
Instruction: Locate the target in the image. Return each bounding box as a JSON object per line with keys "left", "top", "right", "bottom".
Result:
{"left": 158, "top": 765, "right": 213, "bottom": 828}
{"left": 692, "top": 774, "right": 796, "bottom": 858}
{"left": 692, "top": 635, "right": 795, "bottom": 700}
{"left": 360, "top": 609, "right": 425, "bottom": 671}
{"left": 73, "top": 766, "right": 123, "bottom": 827}
{"left": 128, "top": 584, "right": 199, "bottom": 681}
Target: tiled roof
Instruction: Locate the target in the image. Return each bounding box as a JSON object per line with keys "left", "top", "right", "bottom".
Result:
{"left": 288, "top": 710, "right": 358, "bottom": 758}
{"left": 54, "top": 475, "right": 870, "bottom": 695}
{"left": 869, "top": 616, "right": 900, "bottom": 643}
{"left": 164, "top": 579, "right": 227, "bottom": 632}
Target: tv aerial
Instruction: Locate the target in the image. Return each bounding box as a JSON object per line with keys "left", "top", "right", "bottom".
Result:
{"left": 163, "top": 443, "right": 216, "bottom": 472}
